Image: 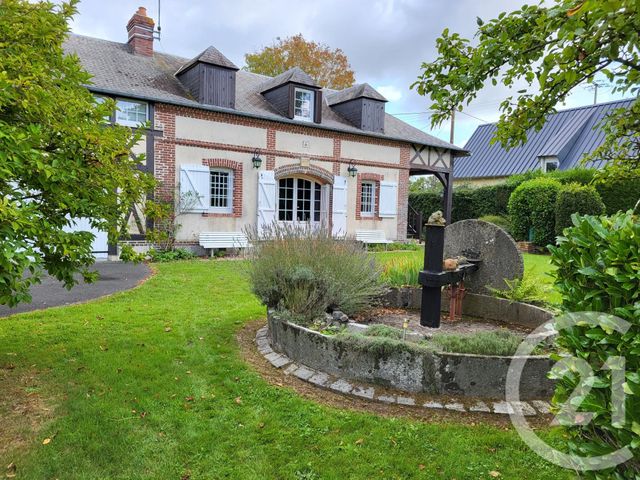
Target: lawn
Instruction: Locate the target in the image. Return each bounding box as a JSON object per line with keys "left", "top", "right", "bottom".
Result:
{"left": 0, "top": 259, "right": 570, "bottom": 479}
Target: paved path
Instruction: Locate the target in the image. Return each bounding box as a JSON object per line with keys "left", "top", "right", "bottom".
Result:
{"left": 0, "top": 262, "right": 152, "bottom": 317}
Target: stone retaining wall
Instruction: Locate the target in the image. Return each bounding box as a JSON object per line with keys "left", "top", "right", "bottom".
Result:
{"left": 268, "top": 310, "right": 555, "bottom": 400}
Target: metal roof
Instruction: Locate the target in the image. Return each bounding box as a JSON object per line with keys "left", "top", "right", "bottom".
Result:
{"left": 63, "top": 34, "right": 463, "bottom": 152}
{"left": 455, "top": 98, "right": 636, "bottom": 179}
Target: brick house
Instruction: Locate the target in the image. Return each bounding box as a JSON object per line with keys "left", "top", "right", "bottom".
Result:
{"left": 64, "top": 7, "right": 463, "bottom": 256}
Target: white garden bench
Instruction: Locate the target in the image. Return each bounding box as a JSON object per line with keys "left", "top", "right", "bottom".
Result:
{"left": 355, "top": 230, "right": 393, "bottom": 247}
{"left": 199, "top": 232, "right": 248, "bottom": 255}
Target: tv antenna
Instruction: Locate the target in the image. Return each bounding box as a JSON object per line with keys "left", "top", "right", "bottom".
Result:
{"left": 153, "top": 0, "right": 162, "bottom": 40}
{"left": 584, "top": 80, "right": 609, "bottom": 105}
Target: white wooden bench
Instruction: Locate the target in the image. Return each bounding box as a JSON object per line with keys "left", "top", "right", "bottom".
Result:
{"left": 199, "top": 232, "right": 248, "bottom": 255}
{"left": 355, "top": 230, "right": 393, "bottom": 248}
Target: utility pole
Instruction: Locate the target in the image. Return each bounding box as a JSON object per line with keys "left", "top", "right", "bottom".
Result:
{"left": 449, "top": 108, "right": 456, "bottom": 144}
{"left": 593, "top": 83, "right": 598, "bottom": 105}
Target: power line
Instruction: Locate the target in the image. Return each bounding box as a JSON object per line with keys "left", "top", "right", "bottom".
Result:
{"left": 391, "top": 110, "right": 490, "bottom": 123}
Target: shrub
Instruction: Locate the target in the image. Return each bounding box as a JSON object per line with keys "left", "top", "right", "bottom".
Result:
{"left": 488, "top": 275, "right": 551, "bottom": 306}
{"left": 335, "top": 332, "right": 428, "bottom": 356}
{"left": 478, "top": 215, "right": 512, "bottom": 233}
{"left": 364, "top": 324, "right": 404, "bottom": 340}
{"left": 147, "top": 247, "right": 195, "bottom": 262}
{"left": 428, "top": 330, "right": 525, "bottom": 356}
{"left": 594, "top": 174, "right": 640, "bottom": 214}
{"left": 380, "top": 256, "right": 421, "bottom": 287}
{"left": 245, "top": 223, "right": 384, "bottom": 324}
{"left": 548, "top": 167, "right": 596, "bottom": 185}
{"left": 508, "top": 177, "right": 562, "bottom": 246}
{"left": 548, "top": 211, "right": 640, "bottom": 477}
{"left": 555, "top": 183, "right": 605, "bottom": 235}
{"left": 118, "top": 243, "right": 146, "bottom": 263}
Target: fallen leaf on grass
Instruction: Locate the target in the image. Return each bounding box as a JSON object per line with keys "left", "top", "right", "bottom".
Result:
{"left": 258, "top": 422, "right": 265, "bottom": 429}
{"left": 418, "top": 464, "right": 425, "bottom": 471}
{"left": 6, "top": 462, "right": 16, "bottom": 478}
{"left": 42, "top": 438, "right": 51, "bottom": 445}
{"left": 185, "top": 396, "right": 194, "bottom": 402}
{"left": 164, "top": 327, "right": 172, "bottom": 332}
{"left": 235, "top": 397, "right": 242, "bottom": 404}
{"left": 355, "top": 438, "right": 364, "bottom": 445}
{"left": 489, "top": 471, "right": 501, "bottom": 478}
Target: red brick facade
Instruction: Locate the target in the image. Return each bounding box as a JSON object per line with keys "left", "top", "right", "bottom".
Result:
{"left": 126, "top": 7, "right": 155, "bottom": 56}
{"left": 153, "top": 102, "right": 414, "bottom": 241}
{"left": 274, "top": 164, "right": 334, "bottom": 185}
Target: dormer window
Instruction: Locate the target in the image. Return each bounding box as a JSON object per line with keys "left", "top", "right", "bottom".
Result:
{"left": 294, "top": 88, "right": 314, "bottom": 122}
{"left": 541, "top": 157, "right": 559, "bottom": 173}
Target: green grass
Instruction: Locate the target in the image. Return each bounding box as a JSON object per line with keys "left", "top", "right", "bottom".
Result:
{"left": 0, "top": 260, "right": 570, "bottom": 479}
{"left": 377, "top": 250, "right": 561, "bottom": 304}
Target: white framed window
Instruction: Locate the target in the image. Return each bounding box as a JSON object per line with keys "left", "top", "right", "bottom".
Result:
{"left": 294, "top": 88, "right": 314, "bottom": 122}
{"left": 115, "top": 98, "right": 148, "bottom": 127}
{"left": 360, "top": 181, "right": 375, "bottom": 217}
{"left": 210, "top": 169, "right": 233, "bottom": 213}
{"left": 541, "top": 157, "right": 559, "bottom": 173}
{"left": 278, "top": 178, "right": 322, "bottom": 222}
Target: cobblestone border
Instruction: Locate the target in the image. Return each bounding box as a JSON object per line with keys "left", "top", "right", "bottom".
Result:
{"left": 256, "top": 326, "right": 552, "bottom": 417}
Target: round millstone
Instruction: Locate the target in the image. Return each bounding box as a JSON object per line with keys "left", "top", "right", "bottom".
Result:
{"left": 443, "top": 219, "right": 523, "bottom": 294}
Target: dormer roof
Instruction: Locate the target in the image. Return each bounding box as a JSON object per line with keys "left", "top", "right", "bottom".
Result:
{"left": 326, "top": 83, "right": 387, "bottom": 106}
{"left": 63, "top": 34, "right": 464, "bottom": 152}
{"left": 260, "top": 67, "right": 319, "bottom": 93}
{"left": 175, "top": 46, "right": 239, "bottom": 76}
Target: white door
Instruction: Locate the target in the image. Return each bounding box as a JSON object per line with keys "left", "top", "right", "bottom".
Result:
{"left": 332, "top": 175, "right": 348, "bottom": 236}
{"left": 65, "top": 217, "right": 109, "bottom": 260}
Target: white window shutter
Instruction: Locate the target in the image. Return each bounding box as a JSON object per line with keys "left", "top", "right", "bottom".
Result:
{"left": 379, "top": 181, "right": 398, "bottom": 217}
{"left": 180, "top": 165, "right": 210, "bottom": 213}
{"left": 332, "top": 176, "right": 348, "bottom": 236}
{"left": 257, "top": 170, "right": 277, "bottom": 234}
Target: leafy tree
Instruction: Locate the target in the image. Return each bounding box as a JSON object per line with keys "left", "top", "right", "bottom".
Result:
{"left": 244, "top": 34, "right": 355, "bottom": 89}
{"left": 0, "top": 0, "right": 154, "bottom": 306}
{"left": 409, "top": 175, "right": 443, "bottom": 194}
{"left": 413, "top": 0, "right": 640, "bottom": 181}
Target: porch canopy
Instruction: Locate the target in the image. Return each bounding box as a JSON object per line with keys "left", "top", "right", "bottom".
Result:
{"left": 408, "top": 143, "right": 469, "bottom": 223}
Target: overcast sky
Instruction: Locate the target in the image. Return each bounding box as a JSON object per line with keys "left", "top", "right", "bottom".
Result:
{"left": 71, "top": 0, "right": 628, "bottom": 146}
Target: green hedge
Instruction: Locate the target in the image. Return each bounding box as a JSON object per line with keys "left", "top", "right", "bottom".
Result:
{"left": 555, "top": 183, "right": 605, "bottom": 235}
{"left": 549, "top": 211, "right": 640, "bottom": 477}
{"left": 408, "top": 168, "right": 639, "bottom": 230}
{"left": 508, "top": 178, "right": 562, "bottom": 246}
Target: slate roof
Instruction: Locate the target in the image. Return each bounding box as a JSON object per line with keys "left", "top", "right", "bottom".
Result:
{"left": 175, "top": 46, "right": 239, "bottom": 75}
{"left": 326, "top": 83, "right": 388, "bottom": 106}
{"left": 259, "top": 66, "right": 319, "bottom": 92}
{"left": 456, "top": 98, "right": 636, "bottom": 179}
{"left": 63, "top": 34, "right": 463, "bottom": 152}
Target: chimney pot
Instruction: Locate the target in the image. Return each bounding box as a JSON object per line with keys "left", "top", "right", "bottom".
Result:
{"left": 127, "top": 6, "right": 154, "bottom": 56}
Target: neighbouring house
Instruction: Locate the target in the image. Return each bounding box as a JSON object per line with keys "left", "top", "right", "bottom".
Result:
{"left": 455, "top": 99, "right": 635, "bottom": 186}
{"left": 63, "top": 7, "right": 464, "bottom": 258}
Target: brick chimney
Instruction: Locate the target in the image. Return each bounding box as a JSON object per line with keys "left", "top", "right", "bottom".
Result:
{"left": 126, "top": 7, "right": 154, "bottom": 56}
